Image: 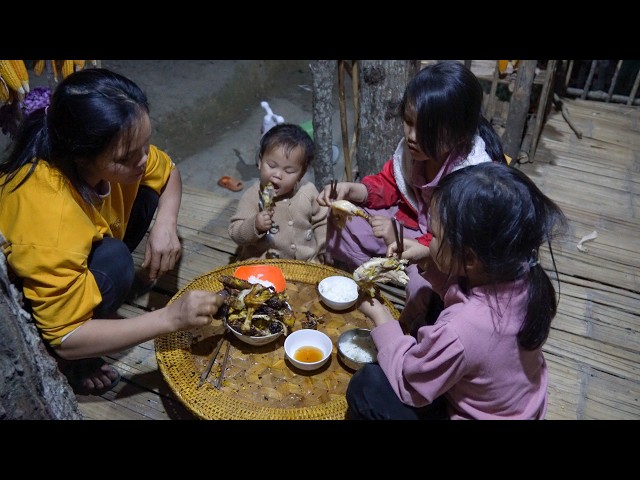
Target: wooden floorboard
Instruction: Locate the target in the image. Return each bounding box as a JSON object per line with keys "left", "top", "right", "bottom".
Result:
{"left": 520, "top": 98, "right": 640, "bottom": 420}
{"left": 78, "top": 98, "right": 640, "bottom": 420}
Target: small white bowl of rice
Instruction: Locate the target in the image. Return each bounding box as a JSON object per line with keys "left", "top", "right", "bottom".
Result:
{"left": 337, "top": 328, "right": 378, "bottom": 371}
{"left": 317, "top": 275, "right": 359, "bottom": 311}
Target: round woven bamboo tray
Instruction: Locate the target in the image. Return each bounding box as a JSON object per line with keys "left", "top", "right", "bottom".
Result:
{"left": 155, "top": 259, "right": 399, "bottom": 420}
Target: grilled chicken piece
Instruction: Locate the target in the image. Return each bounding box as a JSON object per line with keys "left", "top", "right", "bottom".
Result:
{"left": 259, "top": 182, "right": 276, "bottom": 210}
{"left": 353, "top": 256, "right": 409, "bottom": 297}
{"left": 331, "top": 199, "right": 371, "bottom": 221}
{"left": 219, "top": 275, "right": 253, "bottom": 291}
{"left": 241, "top": 283, "right": 275, "bottom": 333}
{"left": 301, "top": 311, "right": 324, "bottom": 330}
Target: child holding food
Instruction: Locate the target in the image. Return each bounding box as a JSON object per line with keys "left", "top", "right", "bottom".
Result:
{"left": 316, "top": 61, "right": 508, "bottom": 336}
{"left": 229, "top": 123, "right": 328, "bottom": 262}
{"left": 346, "top": 162, "right": 568, "bottom": 419}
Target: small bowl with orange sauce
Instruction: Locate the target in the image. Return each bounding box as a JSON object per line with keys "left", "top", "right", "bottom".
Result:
{"left": 283, "top": 329, "right": 332, "bottom": 371}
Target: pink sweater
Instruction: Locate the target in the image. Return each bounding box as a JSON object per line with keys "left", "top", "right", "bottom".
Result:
{"left": 372, "top": 277, "right": 548, "bottom": 419}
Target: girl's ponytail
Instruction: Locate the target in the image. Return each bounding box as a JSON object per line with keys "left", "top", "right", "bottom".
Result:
{"left": 478, "top": 115, "right": 507, "bottom": 164}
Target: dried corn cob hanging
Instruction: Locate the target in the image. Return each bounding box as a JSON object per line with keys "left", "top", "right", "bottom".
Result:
{"left": 50, "top": 60, "right": 59, "bottom": 83}
{"left": 33, "top": 59, "right": 45, "bottom": 76}
{"left": 10, "top": 60, "right": 29, "bottom": 93}
{"left": 0, "top": 77, "right": 10, "bottom": 103}
{"left": 61, "top": 60, "right": 74, "bottom": 79}
{"left": 0, "top": 60, "right": 25, "bottom": 98}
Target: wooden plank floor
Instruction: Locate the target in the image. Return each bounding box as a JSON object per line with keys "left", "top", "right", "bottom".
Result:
{"left": 77, "top": 97, "right": 640, "bottom": 420}
{"left": 518, "top": 98, "right": 640, "bottom": 419}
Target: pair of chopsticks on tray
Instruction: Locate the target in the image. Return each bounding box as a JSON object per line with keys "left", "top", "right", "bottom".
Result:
{"left": 392, "top": 218, "right": 404, "bottom": 259}
{"left": 198, "top": 334, "right": 232, "bottom": 389}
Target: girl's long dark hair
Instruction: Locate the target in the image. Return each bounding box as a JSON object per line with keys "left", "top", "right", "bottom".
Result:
{"left": 400, "top": 60, "right": 506, "bottom": 165}
{"left": 432, "top": 162, "right": 568, "bottom": 350}
{"left": 0, "top": 68, "right": 149, "bottom": 204}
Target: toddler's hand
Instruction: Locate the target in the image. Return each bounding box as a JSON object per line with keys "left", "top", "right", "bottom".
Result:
{"left": 255, "top": 209, "right": 274, "bottom": 234}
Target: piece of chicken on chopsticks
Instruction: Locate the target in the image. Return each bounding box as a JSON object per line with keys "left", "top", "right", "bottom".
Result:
{"left": 331, "top": 199, "right": 371, "bottom": 229}
{"left": 353, "top": 256, "right": 409, "bottom": 297}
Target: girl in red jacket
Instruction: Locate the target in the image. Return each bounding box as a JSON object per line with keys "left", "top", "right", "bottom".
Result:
{"left": 317, "top": 61, "right": 508, "bottom": 335}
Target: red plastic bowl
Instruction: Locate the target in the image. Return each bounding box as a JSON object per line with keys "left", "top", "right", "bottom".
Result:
{"left": 233, "top": 265, "right": 286, "bottom": 292}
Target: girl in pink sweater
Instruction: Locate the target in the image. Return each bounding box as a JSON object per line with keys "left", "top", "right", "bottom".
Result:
{"left": 346, "top": 162, "right": 567, "bottom": 420}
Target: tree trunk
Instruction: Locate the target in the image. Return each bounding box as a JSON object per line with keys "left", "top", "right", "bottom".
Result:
{"left": 0, "top": 244, "right": 82, "bottom": 420}
{"left": 355, "top": 60, "right": 418, "bottom": 178}
{"left": 309, "top": 60, "right": 337, "bottom": 193}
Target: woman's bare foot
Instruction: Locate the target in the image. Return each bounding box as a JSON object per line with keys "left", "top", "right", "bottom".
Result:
{"left": 58, "top": 357, "right": 121, "bottom": 395}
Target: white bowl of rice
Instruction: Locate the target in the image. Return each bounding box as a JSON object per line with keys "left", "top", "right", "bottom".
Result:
{"left": 337, "top": 328, "right": 378, "bottom": 371}
{"left": 317, "top": 275, "right": 359, "bottom": 311}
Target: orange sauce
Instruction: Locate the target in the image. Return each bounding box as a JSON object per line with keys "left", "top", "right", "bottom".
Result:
{"left": 294, "top": 345, "right": 324, "bottom": 363}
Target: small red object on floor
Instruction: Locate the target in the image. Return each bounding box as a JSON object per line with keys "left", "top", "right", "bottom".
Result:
{"left": 218, "top": 175, "right": 243, "bottom": 192}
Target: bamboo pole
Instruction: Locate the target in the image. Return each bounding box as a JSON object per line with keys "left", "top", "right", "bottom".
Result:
{"left": 337, "top": 60, "right": 352, "bottom": 181}
{"left": 627, "top": 66, "right": 640, "bottom": 106}
{"left": 349, "top": 61, "right": 359, "bottom": 174}
{"left": 486, "top": 60, "right": 500, "bottom": 122}
{"left": 606, "top": 60, "right": 623, "bottom": 103}
{"left": 564, "top": 60, "right": 574, "bottom": 88}
{"left": 581, "top": 60, "right": 598, "bottom": 100}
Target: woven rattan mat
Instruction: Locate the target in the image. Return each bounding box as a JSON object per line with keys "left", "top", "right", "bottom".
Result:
{"left": 155, "top": 259, "right": 399, "bottom": 420}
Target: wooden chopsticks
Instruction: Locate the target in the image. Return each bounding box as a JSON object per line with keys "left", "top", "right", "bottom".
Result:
{"left": 198, "top": 331, "right": 231, "bottom": 390}
{"left": 198, "top": 335, "right": 225, "bottom": 388}
{"left": 198, "top": 333, "right": 232, "bottom": 389}
{"left": 392, "top": 218, "right": 404, "bottom": 259}
{"left": 215, "top": 339, "right": 232, "bottom": 390}
{"left": 329, "top": 179, "right": 338, "bottom": 200}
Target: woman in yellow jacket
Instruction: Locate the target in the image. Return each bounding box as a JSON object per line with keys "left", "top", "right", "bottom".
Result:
{"left": 0, "top": 68, "right": 224, "bottom": 395}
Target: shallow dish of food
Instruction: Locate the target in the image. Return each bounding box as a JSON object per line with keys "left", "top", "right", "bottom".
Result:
{"left": 217, "top": 273, "right": 293, "bottom": 346}
{"left": 337, "top": 328, "right": 378, "bottom": 370}
{"left": 227, "top": 323, "right": 283, "bottom": 346}
{"left": 284, "top": 329, "right": 333, "bottom": 371}
{"left": 317, "top": 275, "right": 359, "bottom": 310}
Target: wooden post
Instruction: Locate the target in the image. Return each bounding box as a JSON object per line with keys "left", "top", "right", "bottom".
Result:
{"left": 528, "top": 60, "right": 557, "bottom": 161}
{"left": 501, "top": 60, "right": 537, "bottom": 161}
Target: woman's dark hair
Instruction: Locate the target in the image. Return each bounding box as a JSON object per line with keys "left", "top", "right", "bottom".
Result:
{"left": 431, "top": 162, "right": 567, "bottom": 350}
{"left": 0, "top": 68, "right": 149, "bottom": 204}
{"left": 400, "top": 60, "right": 506, "bottom": 165}
{"left": 259, "top": 123, "right": 315, "bottom": 172}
